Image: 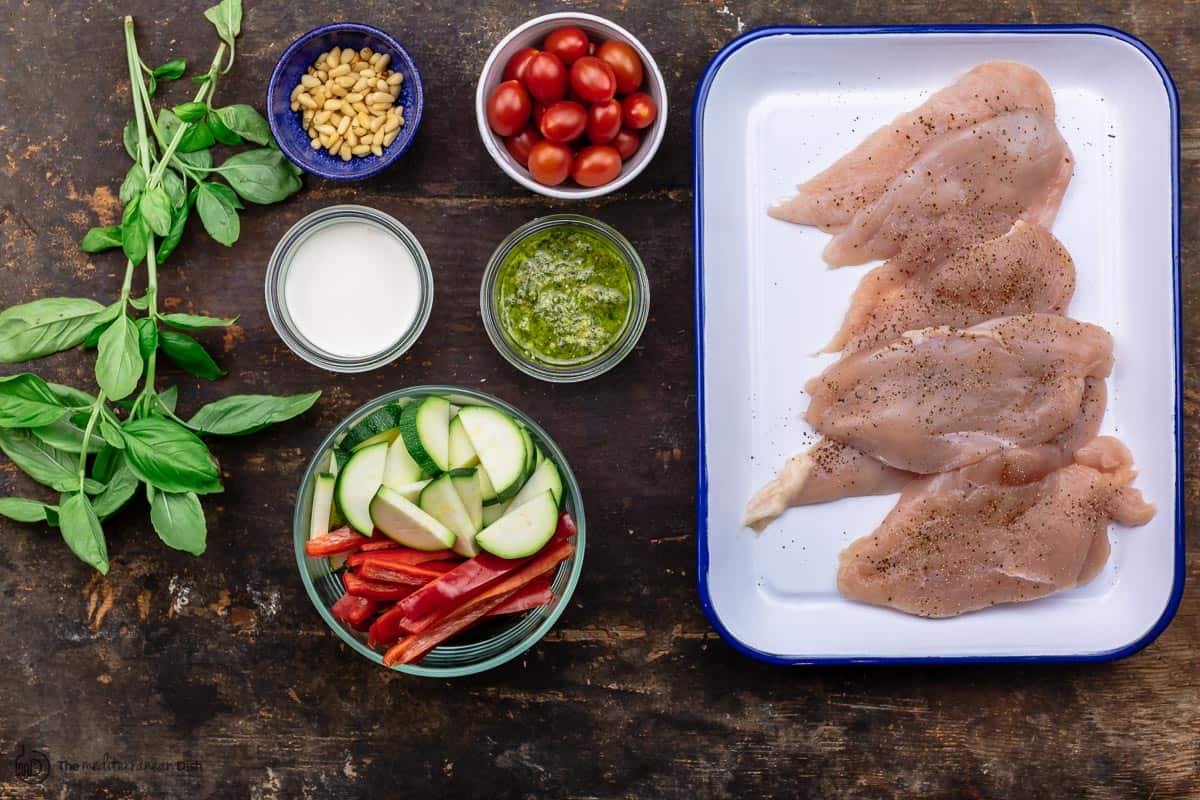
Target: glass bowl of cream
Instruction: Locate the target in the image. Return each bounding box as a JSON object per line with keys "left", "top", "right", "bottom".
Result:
{"left": 265, "top": 205, "right": 433, "bottom": 372}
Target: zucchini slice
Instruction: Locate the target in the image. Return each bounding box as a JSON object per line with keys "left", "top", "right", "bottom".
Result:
{"left": 341, "top": 404, "right": 405, "bottom": 451}
{"left": 475, "top": 491, "right": 559, "bottom": 559}
{"left": 449, "top": 468, "right": 484, "bottom": 532}
{"left": 309, "top": 472, "right": 337, "bottom": 540}
{"left": 399, "top": 396, "right": 451, "bottom": 474}
{"left": 448, "top": 415, "right": 481, "bottom": 470}
{"left": 370, "top": 486, "right": 456, "bottom": 551}
{"left": 383, "top": 434, "right": 424, "bottom": 487}
{"left": 457, "top": 406, "right": 527, "bottom": 502}
{"left": 509, "top": 458, "right": 563, "bottom": 510}
{"left": 334, "top": 442, "right": 389, "bottom": 534}
{"left": 420, "top": 474, "right": 480, "bottom": 557}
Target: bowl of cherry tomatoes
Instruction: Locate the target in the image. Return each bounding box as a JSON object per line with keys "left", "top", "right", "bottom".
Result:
{"left": 476, "top": 12, "right": 667, "bottom": 199}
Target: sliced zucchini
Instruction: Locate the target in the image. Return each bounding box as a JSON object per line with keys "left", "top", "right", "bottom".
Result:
{"left": 509, "top": 458, "right": 563, "bottom": 510}
{"left": 370, "top": 486, "right": 456, "bottom": 551}
{"left": 520, "top": 427, "right": 535, "bottom": 477}
{"left": 475, "top": 491, "right": 559, "bottom": 559}
{"left": 448, "top": 415, "right": 480, "bottom": 470}
{"left": 420, "top": 474, "right": 480, "bottom": 557}
{"left": 334, "top": 442, "right": 389, "bottom": 534}
{"left": 399, "top": 396, "right": 451, "bottom": 474}
{"left": 309, "top": 472, "right": 337, "bottom": 540}
{"left": 449, "top": 468, "right": 484, "bottom": 532}
{"left": 352, "top": 427, "right": 400, "bottom": 452}
{"left": 457, "top": 406, "right": 527, "bottom": 502}
{"left": 478, "top": 465, "right": 499, "bottom": 504}
{"left": 383, "top": 434, "right": 424, "bottom": 487}
{"left": 389, "top": 479, "right": 432, "bottom": 503}
{"left": 341, "top": 404, "right": 405, "bottom": 450}
{"left": 481, "top": 499, "right": 510, "bottom": 526}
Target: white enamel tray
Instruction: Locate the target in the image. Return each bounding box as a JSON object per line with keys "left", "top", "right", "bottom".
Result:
{"left": 694, "top": 26, "right": 1182, "bottom": 664}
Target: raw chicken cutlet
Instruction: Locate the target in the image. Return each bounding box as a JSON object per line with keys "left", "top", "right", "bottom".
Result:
{"left": 822, "top": 110, "right": 1073, "bottom": 267}
{"left": 769, "top": 61, "right": 1055, "bottom": 230}
{"left": 742, "top": 377, "right": 1106, "bottom": 531}
{"left": 836, "top": 436, "right": 1155, "bottom": 618}
{"left": 825, "top": 221, "right": 1075, "bottom": 354}
{"left": 805, "top": 314, "right": 1113, "bottom": 474}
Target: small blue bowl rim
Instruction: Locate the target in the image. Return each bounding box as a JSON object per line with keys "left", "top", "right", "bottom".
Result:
{"left": 267, "top": 22, "right": 424, "bottom": 181}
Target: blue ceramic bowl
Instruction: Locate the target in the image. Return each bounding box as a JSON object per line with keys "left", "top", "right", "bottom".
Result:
{"left": 267, "top": 23, "right": 424, "bottom": 181}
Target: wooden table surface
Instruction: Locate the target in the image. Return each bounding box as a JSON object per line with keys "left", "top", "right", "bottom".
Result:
{"left": 0, "top": 1, "right": 1195, "bottom": 797}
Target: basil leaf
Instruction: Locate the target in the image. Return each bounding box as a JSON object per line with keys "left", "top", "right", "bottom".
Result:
{"left": 121, "top": 197, "right": 149, "bottom": 266}
{"left": 148, "top": 487, "right": 207, "bottom": 555}
{"left": 124, "top": 119, "right": 140, "bottom": 161}
{"left": 31, "top": 417, "right": 103, "bottom": 455}
{"left": 82, "top": 320, "right": 108, "bottom": 350}
{"left": 187, "top": 391, "right": 320, "bottom": 436}
{"left": 161, "top": 168, "right": 187, "bottom": 209}
{"left": 156, "top": 191, "right": 194, "bottom": 264}
{"left": 141, "top": 186, "right": 173, "bottom": 237}
{"left": 160, "top": 312, "right": 238, "bottom": 330}
{"left": 0, "top": 297, "right": 116, "bottom": 363}
{"left": 48, "top": 383, "right": 96, "bottom": 407}
{"left": 158, "top": 330, "right": 225, "bottom": 380}
{"left": 218, "top": 149, "right": 302, "bottom": 204}
{"left": 91, "top": 454, "right": 139, "bottom": 520}
{"left": 119, "top": 163, "right": 146, "bottom": 205}
{"left": 173, "top": 101, "right": 208, "bottom": 123}
{"left": 134, "top": 317, "right": 158, "bottom": 361}
{"left": 195, "top": 182, "right": 240, "bottom": 246}
{"left": 204, "top": 181, "right": 243, "bottom": 209}
{"left": 153, "top": 58, "right": 187, "bottom": 80}
{"left": 207, "top": 111, "right": 243, "bottom": 146}
{"left": 99, "top": 418, "right": 125, "bottom": 450}
{"left": 159, "top": 109, "right": 214, "bottom": 169}
{"left": 95, "top": 316, "right": 143, "bottom": 401}
{"left": 178, "top": 119, "right": 216, "bottom": 153}
{"left": 0, "top": 428, "right": 81, "bottom": 492}
{"left": 159, "top": 385, "right": 179, "bottom": 414}
{"left": 0, "top": 497, "right": 56, "bottom": 524}
{"left": 212, "top": 104, "right": 271, "bottom": 145}
{"left": 91, "top": 445, "right": 119, "bottom": 483}
{"left": 203, "top": 0, "right": 242, "bottom": 50}
{"left": 119, "top": 417, "right": 221, "bottom": 494}
{"left": 58, "top": 493, "right": 108, "bottom": 573}
{"left": 174, "top": 148, "right": 213, "bottom": 170}
{"left": 81, "top": 225, "right": 123, "bottom": 253}
{"left": 0, "top": 373, "right": 69, "bottom": 428}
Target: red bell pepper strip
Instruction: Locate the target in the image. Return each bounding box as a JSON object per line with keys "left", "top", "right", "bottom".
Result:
{"left": 346, "top": 548, "right": 457, "bottom": 569}
{"left": 383, "top": 542, "right": 573, "bottom": 665}
{"left": 359, "top": 540, "right": 402, "bottom": 553}
{"left": 359, "top": 560, "right": 457, "bottom": 585}
{"left": 487, "top": 578, "right": 554, "bottom": 616}
{"left": 368, "top": 603, "right": 410, "bottom": 649}
{"left": 331, "top": 594, "right": 377, "bottom": 631}
{"left": 305, "top": 526, "right": 370, "bottom": 558}
{"left": 343, "top": 571, "right": 419, "bottom": 602}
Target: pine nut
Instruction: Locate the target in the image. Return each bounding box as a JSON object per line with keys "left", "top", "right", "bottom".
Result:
{"left": 314, "top": 109, "right": 332, "bottom": 125}
{"left": 383, "top": 115, "right": 401, "bottom": 133}
{"left": 300, "top": 74, "right": 321, "bottom": 89}
{"left": 297, "top": 92, "right": 317, "bottom": 109}
{"left": 329, "top": 63, "right": 351, "bottom": 78}
{"left": 330, "top": 84, "right": 348, "bottom": 98}
{"left": 339, "top": 143, "right": 352, "bottom": 160}
{"left": 352, "top": 101, "right": 368, "bottom": 115}
{"left": 352, "top": 144, "right": 371, "bottom": 156}
{"left": 324, "top": 98, "right": 343, "bottom": 111}
{"left": 326, "top": 134, "right": 342, "bottom": 152}
{"left": 290, "top": 101, "right": 300, "bottom": 112}
{"left": 290, "top": 84, "right": 304, "bottom": 101}
{"left": 382, "top": 129, "right": 398, "bottom": 147}
{"left": 328, "top": 47, "right": 341, "bottom": 64}
{"left": 336, "top": 116, "right": 350, "bottom": 135}
{"left": 387, "top": 72, "right": 403, "bottom": 86}
{"left": 335, "top": 75, "right": 357, "bottom": 89}
{"left": 376, "top": 54, "right": 391, "bottom": 70}
{"left": 345, "top": 92, "right": 364, "bottom": 104}
{"left": 371, "top": 144, "right": 383, "bottom": 157}
{"left": 369, "top": 115, "right": 384, "bottom": 133}
{"left": 315, "top": 123, "right": 336, "bottom": 136}
{"left": 339, "top": 49, "right": 354, "bottom": 65}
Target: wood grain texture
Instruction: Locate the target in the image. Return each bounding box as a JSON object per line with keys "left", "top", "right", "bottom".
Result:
{"left": 0, "top": 0, "right": 1196, "bottom": 798}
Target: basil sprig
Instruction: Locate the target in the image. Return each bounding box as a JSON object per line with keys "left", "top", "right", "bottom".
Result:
{"left": 0, "top": 1, "right": 319, "bottom": 572}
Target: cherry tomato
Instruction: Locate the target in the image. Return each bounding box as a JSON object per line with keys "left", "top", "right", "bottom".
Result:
{"left": 539, "top": 100, "right": 587, "bottom": 143}
{"left": 524, "top": 51, "right": 568, "bottom": 104}
{"left": 502, "top": 48, "right": 539, "bottom": 83}
{"left": 543, "top": 26, "right": 590, "bottom": 65}
{"left": 569, "top": 55, "right": 617, "bottom": 104}
{"left": 622, "top": 91, "right": 657, "bottom": 130}
{"left": 528, "top": 140, "right": 573, "bottom": 186}
{"left": 486, "top": 80, "right": 532, "bottom": 137}
{"left": 613, "top": 128, "right": 641, "bottom": 160}
{"left": 586, "top": 99, "right": 622, "bottom": 144}
{"left": 532, "top": 101, "right": 549, "bottom": 127}
{"left": 597, "top": 40, "right": 644, "bottom": 94}
{"left": 571, "top": 145, "right": 622, "bottom": 187}
{"left": 504, "top": 126, "right": 542, "bottom": 167}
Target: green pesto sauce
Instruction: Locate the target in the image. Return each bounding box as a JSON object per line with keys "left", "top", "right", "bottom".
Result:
{"left": 496, "top": 226, "right": 632, "bottom": 365}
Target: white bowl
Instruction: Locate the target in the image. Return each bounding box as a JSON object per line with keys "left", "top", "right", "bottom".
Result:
{"left": 475, "top": 12, "right": 668, "bottom": 200}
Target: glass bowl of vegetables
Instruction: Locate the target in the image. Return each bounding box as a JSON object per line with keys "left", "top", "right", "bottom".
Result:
{"left": 294, "top": 386, "right": 586, "bottom": 677}
{"left": 475, "top": 12, "right": 668, "bottom": 198}
{"left": 480, "top": 214, "right": 650, "bottom": 383}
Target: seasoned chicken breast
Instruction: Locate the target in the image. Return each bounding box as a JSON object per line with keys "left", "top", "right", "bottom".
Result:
{"left": 826, "top": 221, "right": 1075, "bottom": 354}
{"left": 769, "top": 62, "right": 1056, "bottom": 230}
{"left": 742, "top": 377, "right": 1107, "bottom": 531}
{"left": 805, "top": 315, "right": 1113, "bottom": 474}
{"left": 836, "top": 436, "right": 1155, "bottom": 617}
{"left": 822, "top": 111, "right": 1073, "bottom": 267}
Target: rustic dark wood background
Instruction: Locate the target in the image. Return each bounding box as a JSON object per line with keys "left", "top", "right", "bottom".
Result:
{"left": 0, "top": 1, "right": 1195, "bottom": 798}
